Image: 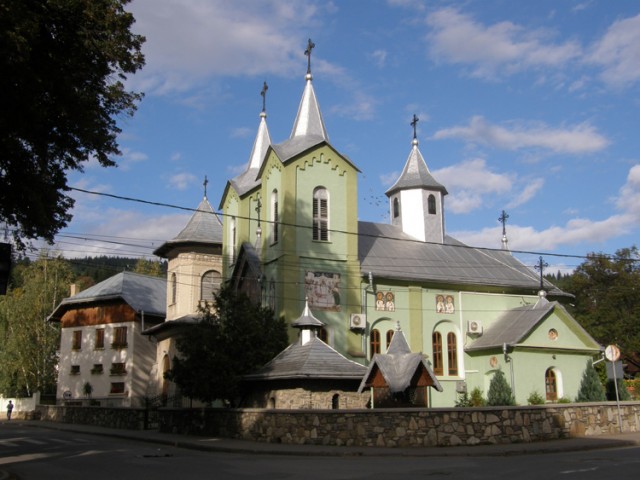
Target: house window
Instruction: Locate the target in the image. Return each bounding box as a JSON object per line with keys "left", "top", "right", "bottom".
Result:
{"left": 428, "top": 194, "right": 436, "bottom": 215}
{"left": 110, "top": 382, "right": 125, "bottom": 395}
{"left": 170, "top": 272, "right": 177, "bottom": 305}
{"left": 200, "top": 270, "right": 221, "bottom": 303}
{"left": 91, "top": 364, "right": 103, "bottom": 375}
{"left": 447, "top": 332, "right": 458, "bottom": 376}
{"left": 271, "top": 189, "right": 279, "bottom": 244}
{"left": 110, "top": 362, "right": 127, "bottom": 375}
{"left": 332, "top": 394, "right": 340, "bottom": 410}
{"left": 72, "top": 330, "right": 82, "bottom": 350}
{"left": 70, "top": 365, "right": 80, "bottom": 375}
{"left": 393, "top": 197, "right": 400, "bottom": 218}
{"left": 318, "top": 327, "right": 328, "bottom": 344}
{"left": 95, "top": 328, "right": 105, "bottom": 349}
{"left": 432, "top": 332, "right": 443, "bottom": 375}
{"left": 112, "top": 327, "right": 127, "bottom": 349}
{"left": 370, "top": 329, "right": 381, "bottom": 356}
{"left": 545, "top": 368, "right": 557, "bottom": 401}
{"left": 312, "top": 187, "right": 329, "bottom": 241}
{"left": 386, "top": 329, "right": 395, "bottom": 351}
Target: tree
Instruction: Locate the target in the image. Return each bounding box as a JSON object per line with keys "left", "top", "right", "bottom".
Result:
{"left": 0, "top": 0, "right": 145, "bottom": 246}
{"left": 487, "top": 369, "right": 515, "bottom": 406}
{"left": 133, "top": 258, "right": 165, "bottom": 277}
{"left": 575, "top": 361, "right": 606, "bottom": 402}
{"left": 167, "top": 285, "right": 289, "bottom": 406}
{"left": 568, "top": 247, "right": 640, "bottom": 362}
{"left": 0, "top": 253, "right": 74, "bottom": 396}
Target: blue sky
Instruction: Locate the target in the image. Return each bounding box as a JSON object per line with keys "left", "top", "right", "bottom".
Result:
{"left": 49, "top": 0, "right": 640, "bottom": 274}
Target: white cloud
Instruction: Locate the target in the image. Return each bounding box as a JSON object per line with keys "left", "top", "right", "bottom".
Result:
{"left": 425, "top": 8, "right": 582, "bottom": 79}
{"left": 370, "top": 49, "right": 388, "bottom": 68}
{"left": 168, "top": 172, "right": 198, "bottom": 191}
{"left": 507, "top": 178, "right": 544, "bottom": 208}
{"left": 433, "top": 116, "right": 609, "bottom": 154}
{"left": 118, "top": 147, "right": 149, "bottom": 171}
{"left": 587, "top": 14, "right": 640, "bottom": 88}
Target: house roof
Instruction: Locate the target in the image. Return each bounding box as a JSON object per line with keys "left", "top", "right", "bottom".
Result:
{"left": 358, "top": 221, "right": 567, "bottom": 295}
{"left": 48, "top": 271, "right": 166, "bottom": 321}
{"left": 142, "top": 315, "right": 200, "bottom": 341}
{"left": 154, "top": 197, "right": 223, "bottom": 257}
{"left": 244, "top": 335, "right": 367, "bottom": 381}
{"left": 358, "top": 328, "right": 443, "bottom": 393}
{"left": 465, "top": 296, "right": 601, "bottom": 352}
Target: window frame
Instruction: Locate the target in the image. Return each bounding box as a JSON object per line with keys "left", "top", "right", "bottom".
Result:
{"left": 95, "top": 328, "right": 105, "bottom": 350}
{"left": 370, "top": 329, "right": 381, "bottom": 356}
{"left": 72, "top": 330, "right": 82, "bottom": 351}
{"left": 112, "top": 326, "right": 128, "bottom": 349}
{"left": 312, "top": 187, "right": 329, "bottom": 241}
{"left": 447, "top": 332, "right": 458, "bottom": 376}
{"left": 428, "top": 194, "right": 436, "bottom": 215}
{"left": 432, "top": 331, "right": 443, "bottom": 375}
{"left": 200, "top": 270, "right": 221, "bottom": 304}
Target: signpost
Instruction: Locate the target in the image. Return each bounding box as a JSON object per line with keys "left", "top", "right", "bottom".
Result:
{"left": 604, "top": 345, "right": 623, "bottom": 433}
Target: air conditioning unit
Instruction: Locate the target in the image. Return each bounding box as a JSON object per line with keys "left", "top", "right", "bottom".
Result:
{"left": 350, "top": 313, "right": 366, "bottom": 330}
{"left": 467, "top": 320, "right": 483, "bottom": 335}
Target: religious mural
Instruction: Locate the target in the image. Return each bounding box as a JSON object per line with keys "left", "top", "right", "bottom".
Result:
{"left": 436, "top": 294, "right": 455, "bottom": 314}
{"left": 304, "top": 271, "right": 341, "bottom": 311}
{"left": 375, "top": 291, "right": 395, "bottom": 312}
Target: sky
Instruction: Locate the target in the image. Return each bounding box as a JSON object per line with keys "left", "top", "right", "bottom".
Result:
{"left": 40, "top": 0, "right": 640, "bottom": 274}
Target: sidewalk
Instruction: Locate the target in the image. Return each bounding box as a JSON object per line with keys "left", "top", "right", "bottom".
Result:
{"left": 10, "top": 420, "right": 640, "bottom": 457}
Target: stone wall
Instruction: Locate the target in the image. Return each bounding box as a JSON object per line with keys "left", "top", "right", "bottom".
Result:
{"left": 157, "top": 402, "right": 640, "bottom": 447}
{"left": 37, "top": 405, "right": 158, "bottom": 430}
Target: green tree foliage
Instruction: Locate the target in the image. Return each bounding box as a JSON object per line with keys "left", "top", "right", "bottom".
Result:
{"left": 167, "top": 285, "right": 289, "bottom": 406}
{"left": 487, "top": 369, "right": 515, "bottom": 406}
{"left": 606, "top": 379, "right": 631, "bottom": 401}
{"left": 0, "top": 0, "right": 145, "bottom": 246}
{"left": 0, "top": 254, "right": 73, "bottom": 396}
{"left": 575, "top": 361, "right": 606, "bottom": 402}
{"left": 132, "top": 258, "right": 164, "bottom": 277}
{"left": 568, "top": 247, "right": 640, "bottom": 361}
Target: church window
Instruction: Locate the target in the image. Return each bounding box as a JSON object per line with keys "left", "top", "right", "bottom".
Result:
{"left": 318, "top": 327, "right": 328, "bottom": 344}
{"left": 271, "top": 190, "right": 279, "bottom": 244}
{"left": 393, "top": 197, "right": 400, "bottom": 218}
{"left": 386, "top": 329, "right": 394, "bottom": 351}
{"left": 432, "top": 332, "right": 443, "bottom": 375}
{"left": 201, "top": 270, "right": 221, "bottom": 303}
{"left": 370, "top": 329, "right": 381, "bottom": 356}
{"left": 313, "top": 187, "right": 329, "bottom": 241}
{"left": 545, "top": 368, "right": 557, "bottom": 401}
{"left": 447, "top": 332, "right": 458, "bottom": 376}
{"left": 170, "top": 273, "right": 177, "bottom": 305}
{"left": 428, "top": 194, "right": 436, "bottom": 215}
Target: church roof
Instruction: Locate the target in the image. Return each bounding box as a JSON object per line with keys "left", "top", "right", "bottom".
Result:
{"left": 48, "top": 271, "right": 166, "bottom": 321}
{"left": 244, "top": 336, "right": 366, "bottom": 381}
{"left": 291, "top": 299, "right": 325, "bottom": 329}
{"left": 290, "top": 73, "right": 328, "bottom": 141}
{"left": 465, "top": 297, "right": 600, "bottom": 352}
{"left": 386, "top": 139, "right": 447, "bottom": 197}
{"left": 358, "top": 222, "right": 567, "bottom": 295}
{"left": 154, "top": 197, "right": 223, "bottom": 257}
{"left": 358, "top": 328, "right": 443, "bottom": 393}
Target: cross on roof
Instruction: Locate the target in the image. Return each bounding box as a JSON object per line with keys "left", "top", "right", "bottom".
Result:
{"left": 304, "top": 38, "right": 315, "bottom": 74}
{"left": 203, "top": 175, "right": 208, "bottom": 198}
{"left": 261, "top": 81, "right": 268, "bottom": 113}
{"left": 411, "top": 114, "right": 419, "bottom": 139}
{"left": 498, "top": 210, "right": 509, "bottom": 236}
{"left": 534, "top": 256, "right": 548, "bottom": 291}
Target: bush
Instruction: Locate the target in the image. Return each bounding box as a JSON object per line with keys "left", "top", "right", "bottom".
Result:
{"left": 625, "top": 379, "right": 640, "bottom": 400}
{"left": 575, "top": 361, "right": 606, "bottom": 402}
{"left": 527, "top": 391, "right": 545, "bottom": 405}
{"left": 607, "top": 379, "right": 631, "bottom": 401}
{"left": 487, "top": 369, "right": 515, "bottom": 406}
{"left": 456, "top": 387, "right": 487, "bottom": 407}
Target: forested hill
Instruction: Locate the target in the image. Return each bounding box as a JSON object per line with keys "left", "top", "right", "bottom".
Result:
{"left": 68, "top": 256, "right": 166, "bottom": 284}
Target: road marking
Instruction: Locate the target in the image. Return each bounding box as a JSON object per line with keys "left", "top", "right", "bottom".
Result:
{"left": 560, "top": 467, "right": 599, "bottom": 474}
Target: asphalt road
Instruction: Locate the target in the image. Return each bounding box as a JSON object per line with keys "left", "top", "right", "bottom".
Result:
{"left": 1, "top": 422, "right": 640, "bottom": 479}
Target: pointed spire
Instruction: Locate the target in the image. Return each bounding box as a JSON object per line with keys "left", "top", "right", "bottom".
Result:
{"left": 203, "top": 175, "right": 209, "bottom": 199}
{"left": 498, "top": 210, "right": 510, "bottom": 251}
{"left": 290, "top": 40, "right": 328, "bottom": 141}
{"left": 247, "top": 82, "right": 272, "bottom": 171}
{"left": 292, "top": 297, "right": 325, "bottom": 345}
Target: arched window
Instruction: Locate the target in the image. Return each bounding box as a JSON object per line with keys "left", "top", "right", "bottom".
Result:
{"left": 393, "top": 197, "right": 400, "bottom": 218}
{"left": 170, "top": 273, "right": 177, "bottom": 305}
{"left": 428, "top": 194, "right": 436, "bottom": 215}
{"left": 313, "top": 187, "right": 329, "bottom": 241}
{"left": 447, "top": 332, "right": 458, "bottom": 376}
{"left": 331, "top": 394, "right": 340, "bottom": 410}
{"left": 386, "top": 329, "right": 395, "bottom": 351}
{"left": 432, "top": 332, "right": 443, "bottom": 375}
{"left": 271, "top": 189, "right": 279, "bottom": 244}
{"left": 545, "top": 368, "right": 557, "bottom": 401}
{"left": 318, "top": 327, "right": 328, "bottom": 344}
{"left": 370, "top": 329, "right": 381, "bottom": 356}
{"left": 200, "top": 270, "right": 221, "bottom": 303}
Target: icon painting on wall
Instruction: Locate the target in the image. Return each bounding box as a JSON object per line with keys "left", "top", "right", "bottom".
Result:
{"left": 304, "top": 271, "right": 341, "bottom": 311}
{"left": 436, "top": 294, "right": 455, "bottom": 314}
{"left": 375, "top": 291, "right": 395, "bottom": 312}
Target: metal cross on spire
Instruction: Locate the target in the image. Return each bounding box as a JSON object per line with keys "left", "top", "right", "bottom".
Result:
{"left": 498, "top": 210, "right": 509, "bottom": 236}
{"left": 203, "top": 175, "right": 208, "bottom": 198}
{"left": 304, "top": 38, "right": 315, "bottom": 74}
{"left": 534, "top": 256, "right": 548, "bottom": 291}
{"left": 260, "top": 81, "right": 268, "bottom": 113}
{"left": 410, "top": 114, "right": 419, "bottom": 140}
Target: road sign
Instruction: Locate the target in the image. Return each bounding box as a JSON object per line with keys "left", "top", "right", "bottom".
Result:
{"left": 605, "top": 344, "right": 620, "bottom": 362}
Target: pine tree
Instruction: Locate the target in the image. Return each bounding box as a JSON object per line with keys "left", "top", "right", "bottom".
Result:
{"left": 487, "top": 369, "right": 515, "bottom": 406}
{"left": 575, "top": 361, "right": 606, "bottom": 402}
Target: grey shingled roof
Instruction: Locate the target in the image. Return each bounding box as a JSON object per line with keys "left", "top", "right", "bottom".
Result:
{"left": 154, "top": 197, "right": 223, "bottom": 257}
{"left": 291, "top": 299, "right": 325, "bottom": 329}
{"left": 290, "top": 75, "right": 328, "bottom": 141}
{"left": 385, "top": 141, "right": 447, "bottom": 197}
{"left": 244, "top": 336, "right": 367, "bottom": 381}
{"left": 48, "top": 271, "right": 166, "bottom": 321}
{"left": 465, "top": 297, "right": 600, "bottom": 352}
{"left": 358, "top": 329, "right": 443, "bottom": 393}
{"left": 358, "top": 221, "right": 567, "bottom": 295}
